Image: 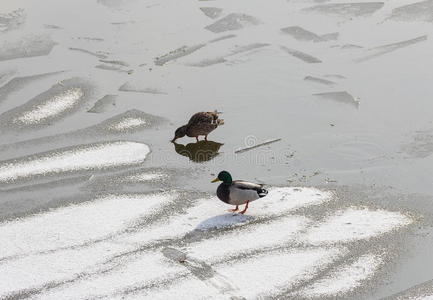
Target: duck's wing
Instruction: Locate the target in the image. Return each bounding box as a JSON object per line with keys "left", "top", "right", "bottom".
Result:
{"left": 188, "top": 112, "right": 213, "bottom": 125}
{"left": 229, "top": 181, "right": 268, "bottom": 204}
{"left": 188, "top": 111, "right": 223, "bottom": 125}
{"left": 233, "top": 180, "right": 263, "bottom": 190}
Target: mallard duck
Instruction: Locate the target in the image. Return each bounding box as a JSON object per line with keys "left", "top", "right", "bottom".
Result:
{"left": 211, "top": 171, "right": 268, "bottom": 214}
{"left": 171, "top": 110, "right": 224, "bottom": 142}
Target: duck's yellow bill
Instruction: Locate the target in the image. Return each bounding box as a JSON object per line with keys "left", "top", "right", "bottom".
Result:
{"left": 211, "top": 178, "right": 220, "bottom": 183}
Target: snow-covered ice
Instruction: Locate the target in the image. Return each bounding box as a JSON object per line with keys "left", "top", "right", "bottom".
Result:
{"left": 0, "top": 141, "right": 150, "bottom": 182}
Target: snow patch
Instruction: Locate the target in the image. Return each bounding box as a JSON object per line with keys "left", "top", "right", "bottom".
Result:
{"left": 299, "top": 253, "right": 383, "bottom": 297}
{"left": 39, "top": 251, "right": 187, "bottom": 300}
{"left": 305, "top": 208, "right": 412, "bottom": 244}
{"left": 0, "top": 141, "right": 150, "bottom": 182}
{"left": 188, "top": 216, "right": 310, "bottom": 262}
{"left": 108, "top": 117, "right": 147, "bottom": 131}
{"left": 215, "top": 247, "right": 344, "bottom": 298}
{"left": 0, "top": 192, "right": 175, "bottom": 258}
{"left": 13, "top": 88, "right": 84, "bottom": 124}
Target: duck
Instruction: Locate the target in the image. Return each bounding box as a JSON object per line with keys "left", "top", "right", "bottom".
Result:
{"left": 211, "top": 170, "right": 268, "bottom": 214}
{"left": 171, "top": 110, "right": 224, "bottom": 142}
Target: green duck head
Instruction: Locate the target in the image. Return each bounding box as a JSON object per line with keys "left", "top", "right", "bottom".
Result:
{"left": 211, "top": 170, "right": 232, "bottom": 184}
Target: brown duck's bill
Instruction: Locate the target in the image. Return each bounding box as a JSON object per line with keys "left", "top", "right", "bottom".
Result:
{"left": 211, "top": 178, "right": 220, "bottom": 183}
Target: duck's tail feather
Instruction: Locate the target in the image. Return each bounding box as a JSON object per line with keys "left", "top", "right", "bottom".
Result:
{"left": 258, "top": 188, "right": 268, "bottom": 198}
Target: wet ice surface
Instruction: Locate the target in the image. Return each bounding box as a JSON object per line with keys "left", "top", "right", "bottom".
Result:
{"left": 304, "top": 2, "right": 385, "bottom": 17}
{"left": 313, "top": 91, "right": 359, "bottom": 107}
{"left": 390, "top": 0, "right": 433, "bottom": 22}
{"left": 205, "top": 13, "right": 260, "bottom": 33}
{"left": 0, "top": 0, "right": 433, "bottom": 298}
{"left": 280, "top": 46, "right": 322, "bottom": 63}
{"left": 0, "top": 34, "right": 55, "bottom": 61}
{"left": 0, "top": 9, "right": 25, "bottom": 33}
{"left": 281, "top": 26, "right": 339, "bottom": 42}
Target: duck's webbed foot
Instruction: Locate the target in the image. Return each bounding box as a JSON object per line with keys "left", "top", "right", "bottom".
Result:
{"left": 230, "top": 205, "right": 239, "bottom": 212}
{"left": 195, "top": 136, "right": 199, "bottom": 142}
{"left": 239, "top": 201, "right": 249, "bottom": 214}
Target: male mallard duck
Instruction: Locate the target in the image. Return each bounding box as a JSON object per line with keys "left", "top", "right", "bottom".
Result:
{"left": 171, "top": 110, "right": 224, "bottom": 142}
{"left": 211, "top": 171, "right": 268, "bottom": 214}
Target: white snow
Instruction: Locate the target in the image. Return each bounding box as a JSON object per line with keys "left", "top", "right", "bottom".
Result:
{"left": 305, "top": 208, "right": 412, "bottom": 244}
{"left": 215, "top": 247, "right": 344, "bottom": 299}
{"left": 109, "top": 117, "right": 147, "bottom": 131}
{"left": 38, "top": 251, "right": 188, "bottom": 300}
{"left": 252, "top": 187, "right": 333, "bottom": 214}
{"left": 0, "top": 192, "right": 176, "bottom": 258}
{"left": 187, "top": 216, "right": 310, "bottom": 262}
{"left": 123, "top": 172, "right": 166, "bottom": 182}
{"left": 117, "top": 187, "right": 329, "bottom": 245}
{"left": 0, "top": 141, "right": 150, "bottom": 182}
{"left": 137, "top": 247, "right": 344, "bottom": 299}
{"left": 0, "top": 241, "right": 133, "bottom": 297}
{"left": 14, "top": 88, "right": 84, "bottom": 124}
{"left": 299, "top": 253, "right": 383, "bottom": 297}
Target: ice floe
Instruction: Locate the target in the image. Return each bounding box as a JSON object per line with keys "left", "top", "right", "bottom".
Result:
{"left": 200, "top": 7, "right": 223, "bottom": 19}
{"left": 108, "top": 116, "right": 148, "bottom": 131}
{"left": 305, "top": 207, "right": 412, "bottom": 244}
{"left": 0, "top": 78, "right": 93, "bottom": 128}
{"left": 356, "top": 35, "right": 427, "bottom": 62}
{"left": 187, "top": 216, "right": 310, "bottom": 262}
{"left": 299, "top": 253, "right": 383, "bottom": 297}
{"left": 15, "top": 88, "right": 84, "bottom": 124}
{"left": 0, "top": 186, "right": 416, "bottom": 298}
{"left": 0, "top": 34, "right": 56, "bottom": 61}
{"left": 0, "top": 72, "right": 64, "bottom": 103}
{"left": 69, "top": 47, "right": 108, "bottom": 59}
{"left": 0, "top": 141, "right": 150, "bottom": 183}
{"left": 0, "top": 192, "right": 174, "bottom": 259}
{"left": 313, "top": 91, "right": 359, "bottom": 107}
{"left": 95, "top": 63, "right": 133, "bottom": 73}
{"left": 155, "top": 44, "right": 206, "bottom": 66}
{"left": 38, "top": 251, "right": 187, "bottom": 300}
{"left": 214, "top": 248, "right": 344, "bottom": 299}
{"left": 281, "top": 26, "right": 338, "bottom": 42}
{"left": 390, "top": 0, "right": 433, "bottom": 22}
{"left": 0, "top": 9, "right": 25, "bottom": 33}
{"left": 119, "top": 82, "right": 166, "bottom": 94}
{"left": 190, "top": 43, "right": 269, "bottom": 67}
{"left": 205, "top": 13, "right": 260, "bottom": 33}
{"left": 280, "top": 46, "right": 322, "bottom": 63}
{"left": 87, "top": 94, "right": 117, "bottom": 113}
{"left": 304, "top": 76, "right": 336, "bottom": 85}
{"left": 304, "top": 2, "right": 384, "bottom": 17}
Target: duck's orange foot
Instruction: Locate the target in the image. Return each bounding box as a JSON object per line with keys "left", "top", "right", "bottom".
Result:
{"left": 230, "top": 205, "right": 239, "bottom": 212}
{"left": 239, "top": 201, "right": 249, "bottom": 214}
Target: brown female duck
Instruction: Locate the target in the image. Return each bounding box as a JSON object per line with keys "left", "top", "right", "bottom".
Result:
{"left": 171, "top": 110, "right": 224, "bottom": 142}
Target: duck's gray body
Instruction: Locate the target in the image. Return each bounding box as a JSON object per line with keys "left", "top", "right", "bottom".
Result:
{"left": 217, "top": 181, "right": 268, "bottom": 205}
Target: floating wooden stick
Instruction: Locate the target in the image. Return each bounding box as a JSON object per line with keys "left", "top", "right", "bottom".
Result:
{"left": 235, "top": 138, "right": 282, "bottom": 153}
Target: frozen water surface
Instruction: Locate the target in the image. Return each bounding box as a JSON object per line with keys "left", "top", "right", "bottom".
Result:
{"left": 0, "top": 0, "right": 431, "bottom": 298}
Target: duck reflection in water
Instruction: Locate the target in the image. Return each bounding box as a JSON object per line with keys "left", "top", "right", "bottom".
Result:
{"left": 172, "top": 140, "right": 223, "bottom": 162}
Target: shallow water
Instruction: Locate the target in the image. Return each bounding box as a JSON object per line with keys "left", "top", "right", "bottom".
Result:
{"left": 0, "top": 0, "right": 433, "bottom": 298}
